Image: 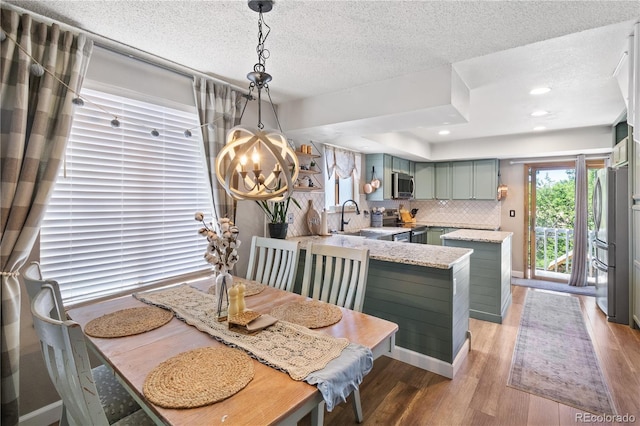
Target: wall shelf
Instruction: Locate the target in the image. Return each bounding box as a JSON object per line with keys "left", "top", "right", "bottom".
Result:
{"left": 294, "top": 148, "right": 323, "bottom": 192}
{"left": 293, "top": 187, "right": 323, "bottom": 192}
{"left": 295, "top": 151, "right": 321, "bottom": 159}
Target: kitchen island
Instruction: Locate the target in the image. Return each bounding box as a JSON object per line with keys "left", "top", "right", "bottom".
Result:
{"left": 288, "top": 235, "right": 473, "bottom": 378}
{"left": 441, "top": 229, "right": 513, "bottom": 324}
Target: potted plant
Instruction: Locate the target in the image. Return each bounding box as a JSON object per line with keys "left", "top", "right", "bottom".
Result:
{"left": 256, "top": 195, "right": 301, "bottom": 239}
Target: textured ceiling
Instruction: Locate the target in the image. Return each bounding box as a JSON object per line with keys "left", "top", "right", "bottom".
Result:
{"left": 4, "top": 0, "right": 640, "bottom": 159}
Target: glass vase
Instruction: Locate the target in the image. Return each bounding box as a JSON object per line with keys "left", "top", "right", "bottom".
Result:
{"left": 215, "top": 269, "right": 233, "bottom": 321}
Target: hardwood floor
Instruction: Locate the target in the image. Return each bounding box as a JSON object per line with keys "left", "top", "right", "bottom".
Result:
{"left": 303, "top": 285, "right": 640, "bottom": 425}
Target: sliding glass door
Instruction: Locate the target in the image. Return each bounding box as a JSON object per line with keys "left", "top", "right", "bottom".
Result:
{"left": 526, "top": 161, "right": 603, "bottom": 282}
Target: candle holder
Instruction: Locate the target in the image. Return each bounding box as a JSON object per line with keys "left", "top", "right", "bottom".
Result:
{"left": 215, "top": 270, "right": 233, "bottom": 321}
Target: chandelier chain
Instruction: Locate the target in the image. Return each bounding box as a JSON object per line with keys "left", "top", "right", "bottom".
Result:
{"left": 254, "top": 7, "right": 271, "bottom": 76}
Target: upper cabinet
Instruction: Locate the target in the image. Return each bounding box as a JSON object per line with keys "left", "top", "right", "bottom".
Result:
{"left": 632, "top": 23, "right": 639, "bottom": 131}
{"left": 392, "top": 157, "right": 411, "bottom": 175}
{"left": 369, "top": 154, "right": 498, "bottom": 201}
{"left": 452, "top": 159, "right": 498, "bottom": 200}
{"left": 414, "top": 163, "right": 435, "bottom": 199}
{"left": 435, "top": 162, "right": 452, "bottom": 200}
{"left": 365, "top": 154, "right": 393, "bottom": 201}
{"left": 415, "top": 159, "right": 497, "bottom": 201}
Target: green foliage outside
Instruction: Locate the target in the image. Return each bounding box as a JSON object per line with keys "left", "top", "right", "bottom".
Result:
{"left": 534, "top": 168, "right": 598, "bottom": 273}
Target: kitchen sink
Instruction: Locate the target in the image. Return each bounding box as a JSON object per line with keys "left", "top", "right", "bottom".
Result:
{"left": 338, "top": 230, "right": 381, "bottom": 239}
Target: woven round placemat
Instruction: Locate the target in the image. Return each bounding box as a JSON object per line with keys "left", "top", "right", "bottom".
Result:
{"left": 269, "top": 300, "right": 342, "bottom": 329}
{"left": 208, "top": 278, "right": 266, "bottom": 297}
{"left": 143, "top": 346, "right": 254, "bottom": 409}
{"left": 85, "top": 306, "right": 173, "bottom": 338}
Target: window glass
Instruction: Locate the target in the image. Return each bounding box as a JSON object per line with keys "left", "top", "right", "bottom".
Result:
{"left": 40, "top": 87, "right": 213, "bottom": 303}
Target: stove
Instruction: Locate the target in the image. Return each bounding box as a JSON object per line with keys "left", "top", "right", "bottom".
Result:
{"left": 381, "top": 210, "right": 418, "bottom": 228}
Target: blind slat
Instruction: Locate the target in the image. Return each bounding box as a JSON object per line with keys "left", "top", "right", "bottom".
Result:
{"left": 41, "top": 87, "right": 215, "bottom": 304}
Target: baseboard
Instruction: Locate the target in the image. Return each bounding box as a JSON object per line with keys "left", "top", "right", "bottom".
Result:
{"left": 511, "top": 270, "right": 524, "bottom": 278}
{"left": 19, "top": 400, "right": 62, "bottom": 426}
{"left": 470, "top": 309, "right": 503, "bottom": 324}
{"left": 391, "top": 339, "right": 469, "bottom": 379}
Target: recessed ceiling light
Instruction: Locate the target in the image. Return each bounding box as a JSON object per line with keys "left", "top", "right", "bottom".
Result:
{"left": 530, "top": 87, "right": 551, "bottom": 95}
{"left": 533, "top": 126, "right": 546, "bottom": 131}
{"left": 439, "top": 130, "right": 450, "bottom": 135}
{"left": 531, "top": 110, "right": 549, "bottom": 117}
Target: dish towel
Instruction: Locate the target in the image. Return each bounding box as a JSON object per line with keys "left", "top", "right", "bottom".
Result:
{"left": 305, "top": 343, "right": 373, "bottom": 411}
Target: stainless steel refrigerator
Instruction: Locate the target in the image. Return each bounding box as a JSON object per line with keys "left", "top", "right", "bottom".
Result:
{"left": 592, "top": 165, "right": 629, "bottom": 324}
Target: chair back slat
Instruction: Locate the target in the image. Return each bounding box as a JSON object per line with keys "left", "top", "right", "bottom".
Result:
{"left": 336, "top": 259, "right": 352, "bottom": 307}
{"left": 269, "top": 249, "right": 283, "bottom": 286}
{"left": 300, "top": 244, "right": 370, "bottom": 312}
{"left": 246, "top": 236, "right": 300, "bottom": 292}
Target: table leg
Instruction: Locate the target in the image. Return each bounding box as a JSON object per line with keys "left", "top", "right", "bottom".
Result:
{"left": 310, "top": 401, "right": 325, "bottom": 426}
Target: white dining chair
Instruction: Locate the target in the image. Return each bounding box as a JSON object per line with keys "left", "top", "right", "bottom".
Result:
{"left": 28, "top": 271, "right": 153, "bottom": 426}
{"left": 246, "top": 236, "right": 300, "bottom": 292}
{"left": 300, "top": 244, "right": 370, "bottom": 312}
{"left": 23, "top": 261, "right": 65, "bottom": 320}
{"left": 300, "top": 243, "right": 370, "bottom": 422}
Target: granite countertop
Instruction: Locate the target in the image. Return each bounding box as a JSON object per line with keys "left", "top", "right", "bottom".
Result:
{"left": 440, "top": 229, "right": 513, "bottom": 243}
{"left": 288, "top": 235, "right": 473, "bottom": 270}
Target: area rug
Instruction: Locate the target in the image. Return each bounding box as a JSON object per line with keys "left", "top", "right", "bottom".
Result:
{"left": 508, "top": 290, "right": 615, "bottom": 415}
{"left": 512, "top": 277, "right": 595, "bottom": 296}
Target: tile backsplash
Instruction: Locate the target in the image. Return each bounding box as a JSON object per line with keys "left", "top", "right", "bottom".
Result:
{"left": 286, "top": 194, "right": 501, "bottom": 237}
{"left": 410, "top": 199, "right": 501, "bottom": 227}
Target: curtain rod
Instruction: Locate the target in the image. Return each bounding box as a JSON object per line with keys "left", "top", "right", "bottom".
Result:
{"left": 509, "top": 155, "right": 610, "bottom": 165}
{"left": 2, "top": 3, "right": 250, "bottom": 96}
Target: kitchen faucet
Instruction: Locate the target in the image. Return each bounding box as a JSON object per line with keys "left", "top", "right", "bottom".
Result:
{"left": 340, "top": 199, "right": 360, "bottom": 232}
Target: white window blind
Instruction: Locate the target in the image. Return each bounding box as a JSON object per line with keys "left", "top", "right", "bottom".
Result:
{"left": 40, "top": 87, "right": 214, "bottom": 304}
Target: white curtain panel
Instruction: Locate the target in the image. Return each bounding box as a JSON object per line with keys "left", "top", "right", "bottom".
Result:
{"left": 568, "top": 154, "right": 588, "bottom": 287}
{"left": 324, "top": 146, "right": 356, "bottom": 179}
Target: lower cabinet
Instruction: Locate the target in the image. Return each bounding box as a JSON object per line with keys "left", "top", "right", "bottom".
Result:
{"left": 427, "top": 227, "right": 445, "bottom": 245}
{"left": 411, "top": 227, "right": 428, "bottom": 244}
{"left": 442, "top": 234, "right": 512, "bottom": 323}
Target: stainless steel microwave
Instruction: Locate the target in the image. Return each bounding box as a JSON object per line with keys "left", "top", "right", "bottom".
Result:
{"left": 392, "top": 173, "right": 414, "bottom": 199}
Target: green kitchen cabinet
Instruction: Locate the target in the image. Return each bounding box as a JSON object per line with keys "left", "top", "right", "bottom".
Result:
{"left": 452, "top": 159, "right": 498, "bottom": 200}
{"left": 392, "top": 156, "right": 411, "bottom": 174}
{"left": 414, "top": 162, "right": 435, "bottom": 200}
{"left": 435, "top": 162, "right": 452, "bottom": 200}
{"left": 427, "top": 227, "right": 446, "bottom": 245}
{"left": 452, "top": 161, "right": 474, "bottom": 199}
{"left": 366, "top": 154, "right": 393, "bottom": 201}
{"left": 442, "top": 231, "right": 513, "bottom": 323}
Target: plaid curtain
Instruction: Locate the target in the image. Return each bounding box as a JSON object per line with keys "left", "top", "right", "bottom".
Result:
{"left": 193, "top": 77, "right": 242, "bottom": 224}
{"left": 0, "top": 8, "right": 93, "bottom": 424}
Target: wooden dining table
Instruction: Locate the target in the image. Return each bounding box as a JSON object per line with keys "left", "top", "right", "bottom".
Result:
{"left": 67, "top": 277, "right": 398, "bottom": 426}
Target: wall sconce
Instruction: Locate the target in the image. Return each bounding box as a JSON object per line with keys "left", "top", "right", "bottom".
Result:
{"left": 497, "top": 184, "right": 508, "bottom": 200}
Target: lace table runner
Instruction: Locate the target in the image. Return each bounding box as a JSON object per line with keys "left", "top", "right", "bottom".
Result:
{"left": 134, "top": 285, "right": 349, "bottom": 381}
